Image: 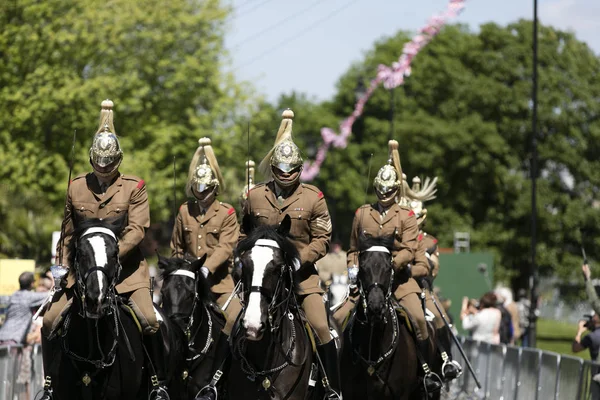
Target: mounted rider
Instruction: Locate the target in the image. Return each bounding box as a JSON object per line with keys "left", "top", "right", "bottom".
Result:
{"left": 41, "top": 99, "right": 170, "bottom": 400}
{"left": 171, "top": 137, "right": 242, "bottom": 400}
{"left": 239, "top": 109, "right": 341, "bottom": 399}
{"left": 401, "top": 175, "right": 463, "bottom": 381}
{"left": 345, "top": 140, "right": 443, "bottom": 393}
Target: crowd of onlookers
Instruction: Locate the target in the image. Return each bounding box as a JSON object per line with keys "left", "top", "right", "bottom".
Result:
{"left": 459, "top": 286, "right": 532, "bottom": 347}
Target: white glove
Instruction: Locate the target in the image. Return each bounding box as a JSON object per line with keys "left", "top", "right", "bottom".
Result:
{"left": 200, "top": 266, "right": 209, "bottom": 278}
{"left": 348, "top": 265, "right": 359, "bottom": 285}
{"left": 292, "top": 258, "right": 301, "bottom": 271}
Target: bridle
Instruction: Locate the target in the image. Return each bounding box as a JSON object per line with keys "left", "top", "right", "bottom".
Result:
{"left": 359, "top": 246, "right": 395, "bottom": 309}
{"left": 352, "top": 245, "right": 400, "bottom": 381}
{"left": 244, "top": 239, "right": 295, "bottom": 331}
{"left": 74, "top": 227, "right": 122, "bottom": 318}
{"left": 234, "top": 238, "right": 303, "bottom": 384}
{"left": 62, "top": 226, "right": 123, "bottom": 370}
{"left": 163, "top": 265, "right": 214, "bottom": 362}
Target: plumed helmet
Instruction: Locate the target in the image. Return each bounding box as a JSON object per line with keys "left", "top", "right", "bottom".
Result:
{"left": 89, "top": 99, "right": 123, "bottom": 174}
{"left": 373, "top": 140, "right": 402, "bottom": 196}
{"left": 259, "top": 109, "right": 303, "bottom": 179}
{"left": 242, "top": 160, "right": 256, "bottom": 200}
{"left": 185, "top": 137, "right": 224, "bottom": 197}
{"left": 401, "top": 175, "right": 438, "bottom": 226}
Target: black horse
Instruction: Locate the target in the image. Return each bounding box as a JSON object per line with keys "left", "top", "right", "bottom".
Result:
{"left": 158, "top": 254, "right": 225, "bottom": 399}
{"left": 226, "top": 215, "right": 315, "bottom": 400}
{"left": 341, "top": 234, "right": 432, "bottom": 400}
{"left": 41, "top": 218, "right": 184, "bottom": 400}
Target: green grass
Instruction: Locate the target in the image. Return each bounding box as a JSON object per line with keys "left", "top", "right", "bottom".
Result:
{"left": 536, "top": 318, "right": 590, "bottom": 360}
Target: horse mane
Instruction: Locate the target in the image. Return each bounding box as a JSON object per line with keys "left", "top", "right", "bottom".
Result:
{"left": 358, "top": 232, "right": 396, "bottom": 252}
{"left": 236, "top": 223, "right": 300, "bottom": 290}
{"left": 157, "top": 255, "right": 212, "bottom": 304}
{"left": 67, "top": 217, "right": 123, "bottom": 268}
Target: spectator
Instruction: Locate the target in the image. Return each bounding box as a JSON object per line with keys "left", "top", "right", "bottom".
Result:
{"left": 460, "top": 292, "right": 502, "bottom": 344}
{"left": 495, "top": 287, "right": 520, "bottom": 344}
{"left": 316, "top": 239, "right": 347, "bottom": 286}
{"left": 573, "top": 311, "right": 600, "bottom": 360}
{"left": 517, "top": 289, "right": 531, "bottom": 347}
{"left": 0, "top": 272, "right": 51, "bottom": 345}
{"left": 16, "top": 272, "right": 53, "bottom": 400}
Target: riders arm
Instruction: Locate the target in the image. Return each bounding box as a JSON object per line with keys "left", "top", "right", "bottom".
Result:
{"left": 411, "top": 240, "right": 430, "bottom": 279}
{"left": 57, "top": 186, "right": 74, "bottom": 267}
{"left": 118, "top": 182, "right": 150, "bottom": 259}
{"left": 170, "top": 207, "right": 185, "bottom": 258}
{"left": 204, "top": 209, "right": 240, "bottom": 273}
{"left": 585, "top": 278, "right": 600, "bottom": 316}
{"left": 392, "top": 212, "right": 418, "bottom": 270}
{"left": 346, "top": 211, "right": 360, "bottom": 268}
{"left": 300, "top": 195, "right": 331, "bottom": 264}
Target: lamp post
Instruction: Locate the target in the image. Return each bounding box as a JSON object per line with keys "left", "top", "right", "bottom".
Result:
{"left": 528, "top": 0, "right": 539, "bottom": 348}
{"left": 354, "top": 77, "right": 367, "bottom": 143}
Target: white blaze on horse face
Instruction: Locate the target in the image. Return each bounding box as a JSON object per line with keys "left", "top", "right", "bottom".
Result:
{"left": 243, "top": 245, "right": 274, "bottom": 335}
{"left": 87, "top": 235, "right": 108, "bottom": 302}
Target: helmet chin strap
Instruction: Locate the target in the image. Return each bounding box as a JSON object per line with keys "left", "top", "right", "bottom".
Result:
{"left": 195, "top": 186, "right": 217, "bottom": 208}
{"left": 376, "top": 189, "right": 398, "bottom": 208}
{"left": 91, "top": 158, "right": 122, "bottom": 180}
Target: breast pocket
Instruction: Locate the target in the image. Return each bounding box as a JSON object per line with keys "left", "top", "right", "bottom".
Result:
{"left": 104, "top": 202, "right": 129, "bottom": 217}
{"left": 72, "top": 202, "right": 96, "bottom": 219}
{"left": 205, "top": 224, "right": 221, "bottom": 247}
{"left": 183, "top": 226, "right": 194, "bottom": 246}
{"left": 252, "top": 208, "right": 274, "bottom": 225}
{"left": 289, "top": 210, "right": 310, "bottom": 237}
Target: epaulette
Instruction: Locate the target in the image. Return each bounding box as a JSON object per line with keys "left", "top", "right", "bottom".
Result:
{"left": 399, "top": 204, "right": 412, "bottom": 211}
{"left": 121, "top": 175, "right": 145, "bottom": 189}
{"left": 301, "top": 183, "right": 324, "bottom": 198}
{"left": 73, "top": 173, "right": 87, "bottom": 181}
{"left": 219, "top": 201, "right": 236, "bottom": 216}
{"left": 355, "top": 204, "right": 371, "bottom": 215}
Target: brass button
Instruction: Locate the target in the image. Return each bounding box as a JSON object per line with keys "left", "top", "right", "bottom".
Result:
{"left": 198, "top": 235, "right": 201, "bottom": 238}
{"left": 200, "top": 225, "right": 204, "bottom": 228}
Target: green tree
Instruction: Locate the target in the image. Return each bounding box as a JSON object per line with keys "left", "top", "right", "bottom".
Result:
{"left": 289, "top": 21, "right": 600, "bottom": 288}
{"left": 0, "top": 0, "right": 268, "bottom": 260}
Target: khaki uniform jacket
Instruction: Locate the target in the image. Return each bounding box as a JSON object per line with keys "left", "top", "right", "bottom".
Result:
{"left": 59, "top": 173, "right": 150, "bottom": 294}
{"left": 170, "top": 199, "right": 239, "bottom": 294}
{"left": 241, "top": 181, "right": 332, "bottom": 295}
{"left": 347, "top": 203, "right": 420, "bottom": 300}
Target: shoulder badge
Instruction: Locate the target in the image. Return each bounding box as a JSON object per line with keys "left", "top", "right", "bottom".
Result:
{"left": 408, "top": 210, "right": 415, "bottom": 217}
{"left": 228, "top": 207, "right": 235, "bottom": 215}
{"left": 136, "top": 179, "right": 145, "bottom": 189}
{"left": 418, "top": 233, "right": 424, "bottom": 241}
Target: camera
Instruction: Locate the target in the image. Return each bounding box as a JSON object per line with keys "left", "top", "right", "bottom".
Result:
{"left": 583, "top": 314, "right": 596, "bottom": 331}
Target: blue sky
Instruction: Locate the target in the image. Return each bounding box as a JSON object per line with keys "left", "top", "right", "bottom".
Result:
{"left": 223, "top": 0, "right": 600, "bottom": 103}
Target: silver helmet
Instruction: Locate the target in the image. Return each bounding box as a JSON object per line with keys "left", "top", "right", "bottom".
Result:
{"left": 89, "top": 99, "right": 123, "bottom": 176}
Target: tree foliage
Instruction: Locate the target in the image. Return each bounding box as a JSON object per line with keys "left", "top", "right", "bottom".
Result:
{"left": 0, "top": 0, "right": 267, "bottom": 263}
{"left": 278, "top": 21, "right": 600, "bottom": 287}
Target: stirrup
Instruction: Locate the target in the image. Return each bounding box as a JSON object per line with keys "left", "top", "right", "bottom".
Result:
{"left": 421, "top": 364, "right": 443, "bottom": 394}
{"left": 323, "top": 388, "right": 342, "bottom": 400}
{"left": 442, "top": 359, "right": 463, "bottom": 380}
{"left": 195, "top": 385, "right": 218, "bottom": 400}
{"left": 149, "top": 385, "right": 170, "bottom": 400}
{"left": 39, "top": 390, "right": 54, "bottom": 400}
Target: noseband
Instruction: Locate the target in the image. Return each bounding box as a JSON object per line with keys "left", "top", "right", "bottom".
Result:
{"left": 360, "top": 246, "right": 395, "bottom": 302}
{"left": 165, "top": 264, "right": 214, "bottom": 359}
{"left": 74, "top": 227, "right": 122, "bottom": 316}
{"left": 245, "top": 239, "right": 294, "bottom": 331}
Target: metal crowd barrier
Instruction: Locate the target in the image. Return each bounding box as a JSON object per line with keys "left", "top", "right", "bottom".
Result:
{"left": 444, "top": 337, "right": 600, "bottom": 400}
{"left": 0, "top": 340, "right": 596, "bottom": 400}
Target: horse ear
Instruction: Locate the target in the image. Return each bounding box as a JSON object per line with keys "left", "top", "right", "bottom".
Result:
{"left": 278, "top": 214, "right": 292, "bottom": 236}
{"left": 242, "top": 213, "right": 256, "bottom": 235}
{"left": 156, "top": 251, "right": 168, "bottom": 270}
{"left": 190, "top": 254, "right": 207, "bottom": 272}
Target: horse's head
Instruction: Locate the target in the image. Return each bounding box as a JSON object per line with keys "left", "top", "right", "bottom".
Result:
{"left": 235, "top": 214, "right": 299, "bottom": 341}
{"left": 68, "top": 217, "right": 124, "bottom": 318}
{"left": 158, "top": 253, "right": 208, "bottom": 324}
{"left": 358, "top": 233, "right": 396, "bottom": 321}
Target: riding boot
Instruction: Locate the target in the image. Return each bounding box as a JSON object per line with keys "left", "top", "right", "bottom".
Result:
{"left": 317, "top": 341, "right": 342, "bottom": 400}
{"left": 146, "top": 331, "right": 170, "bottom": 400}
{"left": 436, "top": 326, "right": 462, "bottom": 381}
{"left": 195, "top": 333, "right": 231, "bottom": 400}
{"left": 417, "top": 339, "right": 443, "bottom": 394}
{"left": 39, "top": 335, "right": 55, "bottom": 400}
